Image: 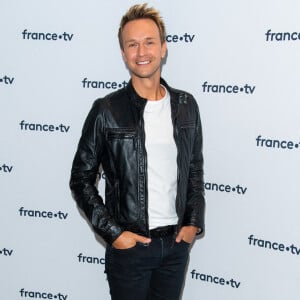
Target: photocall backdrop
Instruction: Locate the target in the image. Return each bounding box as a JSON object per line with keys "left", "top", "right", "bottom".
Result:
{"left": 1, "top": 0, "right": 300, "bottom": 299}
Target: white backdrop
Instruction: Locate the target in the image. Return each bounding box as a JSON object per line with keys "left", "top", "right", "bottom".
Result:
{"left": 1, "top": 1, "right": 300, "bottom": 299}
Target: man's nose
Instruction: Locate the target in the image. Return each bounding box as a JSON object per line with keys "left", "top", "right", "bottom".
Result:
{"left": 137, "top": 43, "right": 146, "bottom": 56}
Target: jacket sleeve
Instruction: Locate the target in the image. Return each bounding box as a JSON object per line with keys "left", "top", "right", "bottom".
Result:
{"left": 182, "top": 97, "right": 205, "bottom": 234}
{"left": 69, "top": 101, "right": 123, "bottom": 244}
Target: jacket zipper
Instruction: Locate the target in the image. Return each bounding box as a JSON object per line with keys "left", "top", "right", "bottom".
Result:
{"left": 171, "top": 93, "right": 182, "bottom": 234}
{"left": 139, "top": 104, "right": 150, "bottom": 236}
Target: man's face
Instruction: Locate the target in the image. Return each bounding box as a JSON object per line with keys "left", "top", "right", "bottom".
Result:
{"left": 121, "top": 18, "right": 167, "bottom": 81}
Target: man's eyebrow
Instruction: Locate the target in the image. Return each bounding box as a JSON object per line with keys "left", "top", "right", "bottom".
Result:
{"left": 125, "top": 37, "right": 157, "bottom": 43}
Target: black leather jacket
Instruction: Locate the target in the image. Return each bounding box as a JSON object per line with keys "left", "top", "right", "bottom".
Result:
{"left": 70, "top": 78, "right": 205, "bottom": 245}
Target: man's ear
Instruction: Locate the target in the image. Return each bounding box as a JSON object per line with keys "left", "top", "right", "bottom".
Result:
{"left": 121, "top": 49, "right": 127, "bottom": 63}
{"left": 161, "top": 41, "right": 167, "bottom": 59}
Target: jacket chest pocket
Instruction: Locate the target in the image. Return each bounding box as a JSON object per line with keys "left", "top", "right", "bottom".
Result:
{"left": 178, "top": 121, "right": 196, "bottom": 158}
{"left": 106, "top": 128, "right": 136, "bottom": 140}
{"left": 180, "top": 120, "right": 196, "bottom": 130}
{"left": 105, "top": 127, "right": 137, "bottom": 156}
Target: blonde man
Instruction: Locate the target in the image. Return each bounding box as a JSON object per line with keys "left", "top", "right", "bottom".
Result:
{"left": 70, "top": 4, "right": 205, "bottom": 299}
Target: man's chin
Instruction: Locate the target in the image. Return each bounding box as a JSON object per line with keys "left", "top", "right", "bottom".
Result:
{"left": 130, "top": 70, "right": 161, "bottom": 81}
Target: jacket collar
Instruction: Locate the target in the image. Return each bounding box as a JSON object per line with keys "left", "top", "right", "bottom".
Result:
{"left": 125, "top": 78, "right": 176, "bottom": 109}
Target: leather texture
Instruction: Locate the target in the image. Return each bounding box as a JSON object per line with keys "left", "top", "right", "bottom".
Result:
{"left": 70, "top": 78, "right": 205, "bottom": 245}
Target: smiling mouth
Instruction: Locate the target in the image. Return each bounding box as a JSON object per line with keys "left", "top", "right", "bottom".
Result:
{"left": 137, "top": 60, "right": 150, "bottom": 65}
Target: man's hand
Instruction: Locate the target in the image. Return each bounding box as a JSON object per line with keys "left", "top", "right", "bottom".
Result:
{"left": 112, "top": 231, "right": 151, "bottom": 249}
{"left": 175, "top": 226, "right": 198, "bottom": 244}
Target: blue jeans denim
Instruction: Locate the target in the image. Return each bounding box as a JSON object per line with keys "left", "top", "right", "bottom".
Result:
{"left": 105, "top": 235, "right": 190, "bottom": 300}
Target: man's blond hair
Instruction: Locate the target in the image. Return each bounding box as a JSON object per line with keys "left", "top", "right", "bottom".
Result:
{"left": 118, "top": 3, "right": 166, "bottom": 50}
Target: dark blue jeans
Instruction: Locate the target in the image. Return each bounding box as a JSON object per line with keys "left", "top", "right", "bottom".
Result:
{"left": 105, "top": 235, "right": 190, "bottom": 300}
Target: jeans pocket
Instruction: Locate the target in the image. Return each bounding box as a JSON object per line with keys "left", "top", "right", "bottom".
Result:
{"left": 180, "top": 239, "right": 191, "bottom": 246}
{"left": 111, "top": 243, "right": 137, "bottom": 253}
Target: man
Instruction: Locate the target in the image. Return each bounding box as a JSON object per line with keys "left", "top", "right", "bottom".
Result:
{"left": 70, "top": 3, "right": 205, "bottom": 299}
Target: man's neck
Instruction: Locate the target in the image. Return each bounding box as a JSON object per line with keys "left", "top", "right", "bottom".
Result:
{"left": 131, "top": 76, "right": 165, "bottom": 101}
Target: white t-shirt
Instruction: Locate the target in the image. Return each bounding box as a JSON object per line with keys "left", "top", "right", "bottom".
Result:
{"left": 144, "top": 86, "right": 178, "bottom": 229}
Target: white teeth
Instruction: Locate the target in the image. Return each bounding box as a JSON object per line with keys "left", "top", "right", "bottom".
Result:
{"left": 137, "top": 61, "right": 150, "bottom": 65}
